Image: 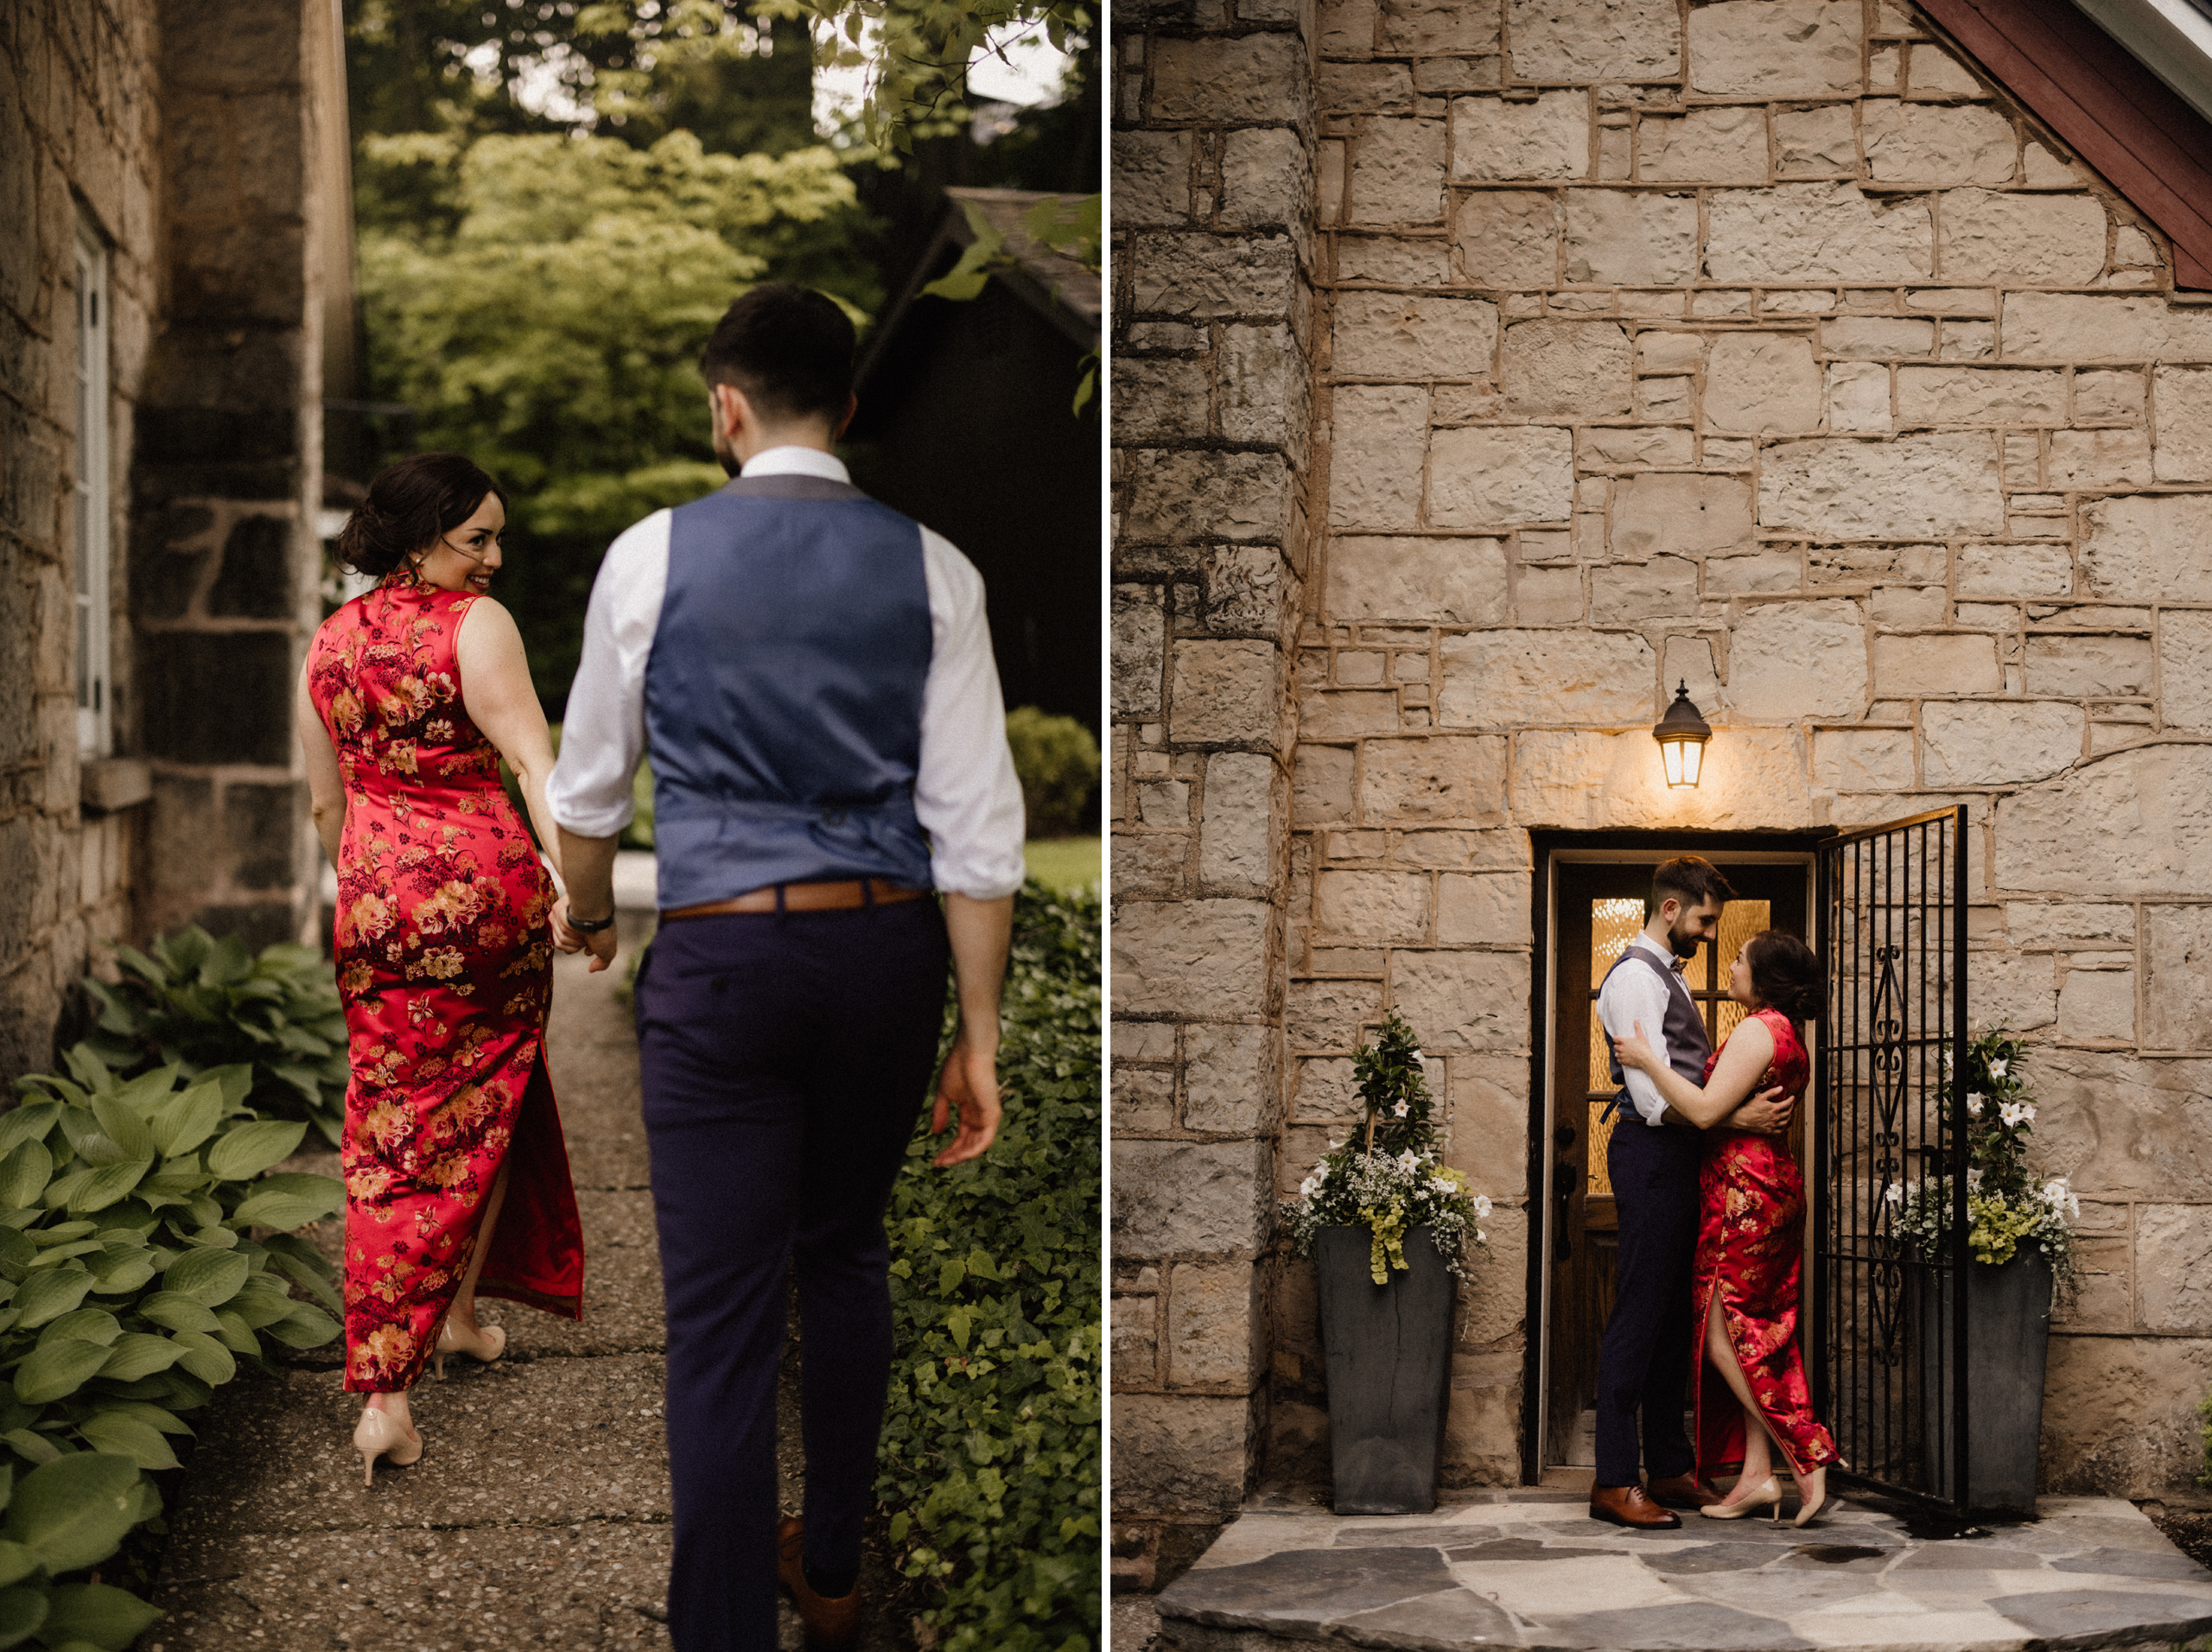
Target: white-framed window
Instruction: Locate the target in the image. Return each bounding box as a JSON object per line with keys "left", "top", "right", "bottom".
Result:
{"left": 73, "top": 226, "right": 111, "bottom": 758}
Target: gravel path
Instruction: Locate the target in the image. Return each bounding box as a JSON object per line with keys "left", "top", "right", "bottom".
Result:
{"left": 142, "top": 923, "right": 913, "bottom": 1651}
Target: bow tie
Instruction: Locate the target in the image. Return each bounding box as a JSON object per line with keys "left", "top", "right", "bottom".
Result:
{"left": 1669, "top": 956, "right": 1691, "bottom": 974}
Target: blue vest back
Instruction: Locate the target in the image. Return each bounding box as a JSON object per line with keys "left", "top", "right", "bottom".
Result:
{"left": 645, "top": 473, "right": 935, "bottom": 908}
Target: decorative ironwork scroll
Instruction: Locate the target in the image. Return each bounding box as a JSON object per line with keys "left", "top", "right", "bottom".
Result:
{"left": 1813, "top": 808, "right": 1971, "bottom": 1515}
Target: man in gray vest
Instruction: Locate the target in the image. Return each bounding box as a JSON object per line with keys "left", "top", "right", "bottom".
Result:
{"left": 546, "top": 284, "right": 1026, "bottom": 1649}
{"left": 1588, "top": 856, "right": 1793, "bottom": 1528}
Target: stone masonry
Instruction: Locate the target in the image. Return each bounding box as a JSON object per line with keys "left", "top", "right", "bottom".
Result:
{"left": 1111, "top": 0, "right": 1317, "bottom": 1594}
{"left": 1, "top": 0, "right": 165, "bottom": 1080}
{"left": 0, "top": 0, "right": 350, "bottom": 1084}
{"left": 1113, "top": 0, "right": 2212, "bottom": 1588}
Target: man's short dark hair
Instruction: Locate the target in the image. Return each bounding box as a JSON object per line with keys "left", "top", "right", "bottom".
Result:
{"left": 1651, "top": 855, "right": 1735, "bottom": 913}
{"left": 699, "top": 283, "right": 855, "bottom": 425}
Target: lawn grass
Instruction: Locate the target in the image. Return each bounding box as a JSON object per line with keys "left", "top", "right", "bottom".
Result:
{"left": 1023, "top": 836, "right": 1100, "bottom": 893}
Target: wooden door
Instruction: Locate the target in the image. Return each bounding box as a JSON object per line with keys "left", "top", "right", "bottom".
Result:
{"left": 1543, "top": 860, "right": 1809, "bottom": 1470}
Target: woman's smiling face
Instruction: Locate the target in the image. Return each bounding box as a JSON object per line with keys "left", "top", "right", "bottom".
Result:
{"left": 412, "top": 492, "right": 505, "bottom": 594}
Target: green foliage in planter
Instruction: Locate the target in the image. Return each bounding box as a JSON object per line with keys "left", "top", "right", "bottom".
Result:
{"left": 876, "top": 881, "right": 1100, "bottom": 1652}
{"left": 0, "top": 1042, "right": 345, "bottom": 1645}
{"left": 79, "top": 929, "right": 348, "bottom": 1148}
{"left": 1004, "top": 708, "right": 1099, "bottom": 841}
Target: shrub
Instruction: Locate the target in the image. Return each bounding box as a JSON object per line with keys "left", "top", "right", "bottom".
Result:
{"left": 877, "top": 880, "right": 1100, "bottom": 1652}
{"left": 0, "top": 1039, "right": 344, "bottom": 1644}
{"left": 79, "top": 930, "right": 348, "bottom": 1148}
{"left": 1004, "top": 708, "right": 1099, "bottom": 840}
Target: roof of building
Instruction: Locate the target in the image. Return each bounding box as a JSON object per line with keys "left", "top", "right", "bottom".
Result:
{"left": 855, "top": 187, "right": 1099, "bottom": 403}
{"left": 1925, "top": 0, "right": 2212, "bottom": 287}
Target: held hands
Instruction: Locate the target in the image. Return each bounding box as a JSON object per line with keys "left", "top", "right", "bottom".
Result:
{"left": 549, "top": 896, "right": 617, "bottom": 973}
{"left": 931, "top": 1023, "right": 1002, "bottom": 1167}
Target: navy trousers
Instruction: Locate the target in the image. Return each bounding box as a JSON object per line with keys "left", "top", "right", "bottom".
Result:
{"left": 1593, "top": 1111, "right": 1704, "bottom": 1489}
{"left": 634, "top": 898, "right": 950, "bottom": 1651}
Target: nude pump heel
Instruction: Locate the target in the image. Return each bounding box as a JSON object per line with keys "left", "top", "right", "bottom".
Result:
{"left": 433, "top": 1318, "right": 506, "bottom": 1381}
{"left": 1700, "top": 1474, "right": 1783, "bottom": 1521}
{"left": 353, "top": 1406, "right": 423, "bottom": 1487}
{"left": 1793, "top": 1466, "right": 1842, "bottom": 1528}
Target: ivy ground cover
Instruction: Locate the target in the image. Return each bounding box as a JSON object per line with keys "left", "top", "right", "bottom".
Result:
{"left": 877, "top": 881, "right": 1101, "bottom": 1652}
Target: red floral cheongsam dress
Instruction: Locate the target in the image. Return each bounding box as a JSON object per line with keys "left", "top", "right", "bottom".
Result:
{"left": 1691, "top": 1007, "right": 1840, "bottom": 1480}
{"left": 308, "top": 580, "right": 585, "bottom": 1392}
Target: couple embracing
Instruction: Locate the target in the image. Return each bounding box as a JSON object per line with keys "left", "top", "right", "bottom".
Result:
{"left": 297, "top": 284, "right": 1026, "bottom": 1649}
{"left": 1589, "top": 856, "right": 1845, "bottom": 1531}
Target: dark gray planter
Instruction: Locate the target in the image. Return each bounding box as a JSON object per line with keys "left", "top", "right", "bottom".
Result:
{"left": 1313, "top": 1223, "right": 1455, "bottom": 1515}
{"left": 1911, "top": 1249, "right": 2053, "bottom": 1517}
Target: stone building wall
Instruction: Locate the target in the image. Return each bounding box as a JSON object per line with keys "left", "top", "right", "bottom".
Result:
{"left": 1113, "top": 0, "right": 2212, "bottom": 1571}
{"left": 0, "top": 0, "right": 165, "bottom": 1079}
{"left": 132, "top": 0, "right": 346, "bottom": 951}
{"left": 1109, "top": 0, "right": 1318, "bottom": 1591}
{"left": 0, "top": 0, "right": 347, "bottom": 1084}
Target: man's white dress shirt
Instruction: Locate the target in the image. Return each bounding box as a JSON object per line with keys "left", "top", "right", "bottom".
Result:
{"left": 1593, "top": 933, "right": 1694, "bottom": 1128}
{"left": 545, "top": 446, "right": 1028, "bottom": 901}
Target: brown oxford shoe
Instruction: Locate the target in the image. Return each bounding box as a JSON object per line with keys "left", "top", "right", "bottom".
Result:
{"left": 1588, "top": 1483, "right": 1682, "bottom": 1529}
{"left": 777, "top": 1516, "right": 860, "bottom": 1651}
{"left": 1646, "top": 1472, "right": 1726, "bottom": 1510}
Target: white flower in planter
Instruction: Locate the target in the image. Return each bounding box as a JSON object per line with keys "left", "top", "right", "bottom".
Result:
{"left": 1989, "top": 1058, "right": 2009, "bottom": 1077}
{"left": 1965, "top": 1093, "right": 1985, "bottom": 1117}
{"left": 1999, "top": 1100, "right": 2035, "bottom": 1128}
{"left": 1392, "top": 1100, "right": 1409, "bottom": 1117}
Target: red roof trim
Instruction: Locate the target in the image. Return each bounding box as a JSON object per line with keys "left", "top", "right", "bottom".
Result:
{"left": 1919, "top": 0, "right": 2212, "bottom": 287}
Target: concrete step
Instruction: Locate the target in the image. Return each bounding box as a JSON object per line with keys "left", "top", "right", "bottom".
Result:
{"left": 1154, "top": 1490, "right": 2212, "bottom": 1652}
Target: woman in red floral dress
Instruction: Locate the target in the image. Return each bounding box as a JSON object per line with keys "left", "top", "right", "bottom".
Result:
{"left": 1612, "top": 929, "right": 1841, "bottom": 1527}
{"left": 299, "top": 452, "right": 585, "bottom": 1483}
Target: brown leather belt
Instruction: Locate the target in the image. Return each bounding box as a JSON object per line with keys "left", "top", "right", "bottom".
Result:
{"left": 661, "top": 879, "right": 929, "bottom": 920}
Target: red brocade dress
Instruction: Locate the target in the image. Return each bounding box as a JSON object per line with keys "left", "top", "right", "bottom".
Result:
{"left": 308, "top": 581, "right": 586, "bottom": 1393}
{"left": 1691, "top": 1007, "right": 1840, "bottom": 1480}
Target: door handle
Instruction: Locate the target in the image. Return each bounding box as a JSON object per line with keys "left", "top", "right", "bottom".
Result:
{"left": 1554, "top": 1123, "right": 1577, "bottom": 1149}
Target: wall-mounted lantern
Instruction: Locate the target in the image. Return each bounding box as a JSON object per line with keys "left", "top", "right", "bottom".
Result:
{"left": 1653, "top": 681, "right": 1712, "bottom": 790}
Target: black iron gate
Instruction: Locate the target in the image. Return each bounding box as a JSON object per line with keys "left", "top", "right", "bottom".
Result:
{"left": 1812, "top": 807, "right": 1973, "bottom": 1515}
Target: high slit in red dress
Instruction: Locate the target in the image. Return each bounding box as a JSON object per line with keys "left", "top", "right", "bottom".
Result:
{"left": 308, "top": 579, "right": 586, "bottom": 1393}
{"left": 1691, "top": 1007, "right": 1840, "bottom": 1480}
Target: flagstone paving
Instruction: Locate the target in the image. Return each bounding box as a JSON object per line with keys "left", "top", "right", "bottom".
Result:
{"left": 1153, "top": 1488, "right": 2212, "bottom": 1651}
{"left": 140, "top": 918, "right": 914, "bottom": 1652}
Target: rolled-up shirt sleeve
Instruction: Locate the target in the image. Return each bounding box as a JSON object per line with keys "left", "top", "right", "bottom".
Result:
{"left": 915, "top": 526, "right": 1027, "bottom": 899}
{"left": 1594, "top": 955, "right": 1675, "bottom": 1128}
{"left": 546, "top": 511, "right": 671, "bottom": 839}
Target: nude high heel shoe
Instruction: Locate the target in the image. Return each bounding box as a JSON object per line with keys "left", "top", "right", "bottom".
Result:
{"left": 1699, "top": 1474, "right": 1783, "bottom": 1521}
{"left": 353, "top": 1406, "right": 423, "bottom": 1487}
{"left": 433, "top": 1318, "right": 507, "bottom": 1380}
{"left": 1793, "top": 1465, "right": 1843, "bottom": 1528}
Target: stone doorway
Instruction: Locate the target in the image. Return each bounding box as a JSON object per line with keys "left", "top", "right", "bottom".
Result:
{"left": 1528, "top": 837, "right": 1820, "bottom": 1480}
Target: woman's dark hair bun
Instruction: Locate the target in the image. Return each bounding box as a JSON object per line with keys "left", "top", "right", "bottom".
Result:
{"left": 336, "top": 452, "right": 507, "bottom": 578}
{"left": 1747, "top": 928, "right": 1823, "bottom": 1024}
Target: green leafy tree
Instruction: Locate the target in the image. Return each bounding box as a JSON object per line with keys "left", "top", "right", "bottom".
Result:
{"left": 355, "top": 128, "right": 880, "bottom": 705}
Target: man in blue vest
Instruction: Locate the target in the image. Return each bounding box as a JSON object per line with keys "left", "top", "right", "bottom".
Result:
{"left": 545, "top": 283, "right": 1026, "bottom": 1649}
{"left": 1588, "top": 856, "right": 1792, "bottom": 1529}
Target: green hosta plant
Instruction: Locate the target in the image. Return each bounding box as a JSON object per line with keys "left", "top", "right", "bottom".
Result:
{"left": 79, "top": 927, "right": 348, "bottom": 1147}
{"left": 0, "top": 1041, "right": 345, "bottom": 1644}
{"left": 1888, "top": 1029, "right": 2079, "bottom": 1280}
{"left": 1282, "top": 1014, "right": 1492, "bottom": 1286}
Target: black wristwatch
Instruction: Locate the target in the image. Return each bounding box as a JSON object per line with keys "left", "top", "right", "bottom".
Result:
{"left": 569, "top": 911, "right": 616, "bottom": 934}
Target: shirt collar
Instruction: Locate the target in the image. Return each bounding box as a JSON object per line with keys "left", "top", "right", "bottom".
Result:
{"left": 1632, "top": 932, "right": 1692, "bottom": 975}
{"left": 740, "top": 445, "right": 849, "bottom": 483}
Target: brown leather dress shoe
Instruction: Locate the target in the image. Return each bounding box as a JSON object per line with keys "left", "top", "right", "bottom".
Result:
{"left": 1588, "top": 1484, "right": 1682, "bottom": 1528}
{"left": 1646, "top": 1472, "right": 1725, "bottom": 1510}
{"left": 776, "top": 1516, "right": 860, "bottom": 1651}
